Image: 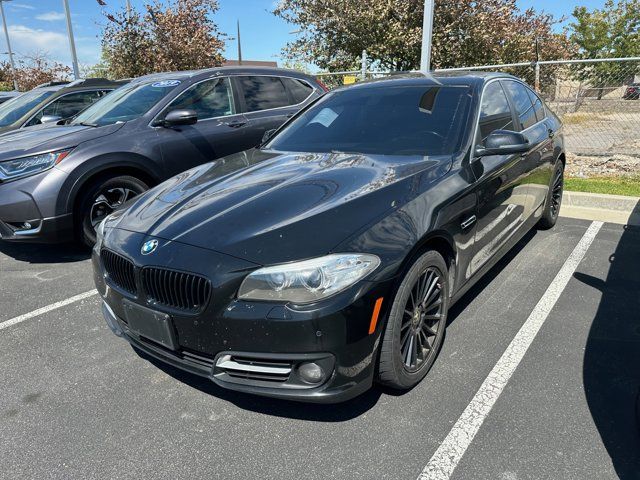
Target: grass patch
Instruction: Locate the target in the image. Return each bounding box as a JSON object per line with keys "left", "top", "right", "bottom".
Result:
{"left": 565, "top": 175, "right": 640, "bottom": 197}
{"left": 561, "top": 112, "right": 606, "bottom": 125}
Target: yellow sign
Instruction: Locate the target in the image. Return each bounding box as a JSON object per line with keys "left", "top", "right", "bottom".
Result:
{"left": 343, "top": 75, "right": 357, "bottom": 85}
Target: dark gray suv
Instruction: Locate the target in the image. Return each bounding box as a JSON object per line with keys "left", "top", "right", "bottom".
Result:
{"left": 0, "top": 67, "right": 326, "bottom": 246}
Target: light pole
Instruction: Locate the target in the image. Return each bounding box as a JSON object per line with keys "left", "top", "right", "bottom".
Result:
{"left": 420, "top": 0, "right": 435, "bottom": 72}
{"left": 236, "top": 20, "right": 242, "bottom": 65}
{"left": 62, "top": 0, "right": 80, "bottom": 79}
{"left": 0, "top": 0, "right": 18, "bottom": 90}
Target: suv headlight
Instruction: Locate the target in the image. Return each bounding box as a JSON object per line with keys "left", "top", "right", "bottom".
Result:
{"left": 238, "top": 253, "right": 381, "bottom": 303}
{"left": 0, "top": 149, "right": 72, "bottom": 181}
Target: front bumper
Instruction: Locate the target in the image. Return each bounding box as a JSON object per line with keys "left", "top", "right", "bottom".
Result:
{"left": 0, "top": 167, "right": 73, "bottom": 243}
{"left": 94, "top": 229, "right": 392, "bottom": 403}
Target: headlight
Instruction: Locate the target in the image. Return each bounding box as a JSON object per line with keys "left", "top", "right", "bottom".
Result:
{"left": 0, "top": 149, "right": 72, "bottom": 181}
{"left": 94, "top": 218, "right": 107, "bottom": 251}
{"left": 238, "top": 253, "right": 381, "bottom": 303}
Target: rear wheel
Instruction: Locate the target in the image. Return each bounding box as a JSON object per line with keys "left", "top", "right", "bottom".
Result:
{"left": 378, "top": 250, "right": 449, "bottom": 390}
{"left": 77, "top": 175, "right": 148, "bottom": 247}
{"left": 538, "top": 160, "right": 564, "bottom": 230}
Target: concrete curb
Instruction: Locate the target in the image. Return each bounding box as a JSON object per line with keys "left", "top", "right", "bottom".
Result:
{"left": 560, "top": 191, "right": 640, "bottom": 226}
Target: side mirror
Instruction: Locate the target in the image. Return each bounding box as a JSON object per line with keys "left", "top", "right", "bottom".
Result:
{"left": 475, "top": 130, "right": 529, "bottom": 157}
{"left": 162, "top": 109, "right": 198, "bottom": 127}
{"left": 261, "top": 128, "right": 277, "bottom": 145}
{"left": 40, "top": 115, "right": 63, "bottom": 125}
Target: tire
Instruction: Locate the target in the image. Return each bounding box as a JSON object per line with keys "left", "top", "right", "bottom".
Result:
{"left": 378, "top": 250, "right": 449, "bottom": 390}
{"left": 537, "top": 160, "right": 564, "bottom": 230}
{"left": 76, "top": 175, "right": 149, "bottom": 247}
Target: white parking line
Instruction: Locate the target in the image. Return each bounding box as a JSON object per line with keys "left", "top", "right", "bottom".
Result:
{"left": 0, "top": 290, "right": 98, "bottom": 332}
{"left": 418, "top": 220, "right": 603, "bottom": 480}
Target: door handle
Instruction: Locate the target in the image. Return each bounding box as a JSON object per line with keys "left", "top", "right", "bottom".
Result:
{"left": 225, "top": 120, "right": 246, "bottom": 128}
{"left": 461, "top": 215, "right": 477, "bottom": 230}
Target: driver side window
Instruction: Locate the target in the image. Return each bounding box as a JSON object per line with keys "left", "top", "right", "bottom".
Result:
{"left": 165, "top": 77, "right": 236, "bottom": 120}
{"left": 478, "top": 81, "right": 514, "bottom": 143}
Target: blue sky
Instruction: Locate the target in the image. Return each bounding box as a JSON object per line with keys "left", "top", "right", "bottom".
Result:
{"left": 0, "top": 0, "right": 607, "bottom": 71}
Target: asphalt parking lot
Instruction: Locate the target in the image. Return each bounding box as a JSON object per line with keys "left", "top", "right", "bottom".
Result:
{"left": 1, "top": 217, "right": 639, "bottom": 480}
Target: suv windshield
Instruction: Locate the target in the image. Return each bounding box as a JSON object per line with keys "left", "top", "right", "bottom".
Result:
{"left": 0, "top": 89, "right": 55, "bottom": 127}
{"left": 72, "top": 80, "right": 182, "bottom": 127}
{"left": 266, "top": 84, "right": 472, "bottom": 156}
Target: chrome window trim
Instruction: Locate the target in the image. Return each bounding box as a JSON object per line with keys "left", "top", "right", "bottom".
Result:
{"left": 150, "top": 74, "right": 317, "bottom": 128}
{"left": 232, "top": 74, "right": 316, "bottom": 114}
{"left": 472, "top": 77, "right": 548, "bottom": 150}
{"left": 152, "top": 76, "right": 238, "bottom": 126}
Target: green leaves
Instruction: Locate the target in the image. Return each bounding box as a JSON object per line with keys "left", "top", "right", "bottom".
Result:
{"left": 101, "top": 0, "right": 225, "bottom": 79}
{"left": 274, "top": 0, "right": 572, "bottom": 71}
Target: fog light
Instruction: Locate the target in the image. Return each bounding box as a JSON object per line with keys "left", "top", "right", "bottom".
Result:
{"left": 298, "top": 362, "right": 324, "bottom": 384}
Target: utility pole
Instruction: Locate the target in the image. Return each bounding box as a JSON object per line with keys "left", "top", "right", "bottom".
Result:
{"left": 420, "top": 0, "right": 435, "bottom": 72}
{"left": 0, "top": 0, "right": 18, "bottom": 90}
{"left": 237, "top": 20, "right": 242, "bottom": 65}
{"left": 125, "top": 0, "right": 131, "bottom": 22}
{"left": 62, "top": 0, "right": 80, "bottom": 79}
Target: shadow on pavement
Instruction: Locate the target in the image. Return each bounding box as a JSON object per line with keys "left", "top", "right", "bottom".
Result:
{"left": 575, "top": 203, "right": 640, "bottom": 478}
{"left": 0, "top": 241, "right": 90, "bottom": 264}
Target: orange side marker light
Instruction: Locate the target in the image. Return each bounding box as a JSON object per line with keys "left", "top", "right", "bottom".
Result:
{"left": 368, "top": 297, "right": 384, "bottom": 335}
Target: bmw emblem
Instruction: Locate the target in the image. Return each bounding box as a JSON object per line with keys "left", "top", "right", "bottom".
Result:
{"left": 141, "top": 239, "right": 158, "bottom": 255}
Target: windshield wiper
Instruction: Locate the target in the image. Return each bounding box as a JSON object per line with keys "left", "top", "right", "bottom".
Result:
{"left": 78, "top": 121, "right": 98, "bottom": 127}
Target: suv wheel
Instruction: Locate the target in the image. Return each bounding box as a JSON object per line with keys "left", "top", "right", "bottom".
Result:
{"left": 77, "top": 175, "right": 148, "bottom": 247}
{"left": 378, "top": 250, "right": 449, "bottom": 390}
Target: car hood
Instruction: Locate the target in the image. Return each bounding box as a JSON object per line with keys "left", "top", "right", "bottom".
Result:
{"left": 0, "top": 123, "right": 124, "bottom": 160}
{"left": 109, "top": 149, "right": 451, "bottom": 265}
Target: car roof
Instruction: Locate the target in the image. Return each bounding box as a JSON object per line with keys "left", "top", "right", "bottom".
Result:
{"left": 335, "top": 71, "right": 524, "bottom": 92}
{"left": 30, "top": 78, "right": 126, "bottom": 93}
{"left": 128, "top": 66, "right": 319, "bottom": 85}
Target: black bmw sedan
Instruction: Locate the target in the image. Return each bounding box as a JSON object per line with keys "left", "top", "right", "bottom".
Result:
{"left": 93, "top": 72, "right": 565, "bottom": 403}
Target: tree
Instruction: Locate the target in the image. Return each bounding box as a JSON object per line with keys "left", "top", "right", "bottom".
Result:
{"left": 569, "top": 0, "right": 640, "bottom": 97}
{"left": 273, "top": 0, "right": 573, "bottom": 72}
{"left": 0, "top": 53, "right": 71, "bottom": 91}
{"left": 100, "top": 0, "right": 225, "bottom": 78}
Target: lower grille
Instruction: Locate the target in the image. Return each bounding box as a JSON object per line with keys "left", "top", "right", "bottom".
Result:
{"left": 142, "top": 267, "right": 211, "bottom": 312}
{"left": 216, "top": 355, "right": 292, "bottom": 383}
{"left": 101, "top": 249, "right": 136, "bottom": 294}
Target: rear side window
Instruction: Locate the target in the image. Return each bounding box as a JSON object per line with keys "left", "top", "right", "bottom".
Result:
{"left": 478, "top": 81, "right": 514, "bottom": 142}
{"left": 502, "top": 80, "right": 537, "bottom": 130}
{"left": 526, "top": 88, "right": 545, "bottom": 122}
{"left": 239, "top": 76, "right": 290, "bottom": 112}
{"left": 166, "top": 77, "right": 235, "bottom": 120}
{"left": 281, "top": 77, "right": 313, "bottom": 104}
{"left": 27, "top": 90, "right": 110, "bottom": 126}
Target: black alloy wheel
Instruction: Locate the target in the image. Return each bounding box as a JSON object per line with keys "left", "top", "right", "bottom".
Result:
{"left": 400, "top": 266, "right": 445, "bottom": 372}
{"left": 538, "top": 160, "right": 564, "bottom": 230}
{"left": 378, "top": 250, "right": 449, "bottom": 389}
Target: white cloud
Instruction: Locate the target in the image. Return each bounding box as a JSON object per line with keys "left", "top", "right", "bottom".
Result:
{"left": 36, "top": 12, "right": 66, "bottom": 22}
{"left": 7, "top": 25, "right": 100, "bottom": 67}
{"left": 9, "top": 3, "right": 35, "bottom": 10}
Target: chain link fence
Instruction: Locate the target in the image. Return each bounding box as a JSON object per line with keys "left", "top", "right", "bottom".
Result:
{"left": 316, "top": 57, "right": 640, "bottom": 160}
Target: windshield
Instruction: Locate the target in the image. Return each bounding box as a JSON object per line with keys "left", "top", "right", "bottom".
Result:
{"left": 71, "top": 80, "right": 182, "bottom": 126}
{"left": 266, "top": 85, "right": 472, "bottom": 156}
{"left": 0, "top": 90, "right": 55, "bottom": 127}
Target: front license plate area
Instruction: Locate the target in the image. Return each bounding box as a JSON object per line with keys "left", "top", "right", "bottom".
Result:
{"left": 123, "top": 299, "right": 177, "bottom": 350}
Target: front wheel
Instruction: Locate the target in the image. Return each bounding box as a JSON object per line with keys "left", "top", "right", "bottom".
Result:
{"left": 378, "top": 250, "right": 449, "bottom": 390}
{"left": 538, "top": 160, "right": 564, "bottom": 230}
{"left": 77, "top": 175, "right": 149, "bottom": 247}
